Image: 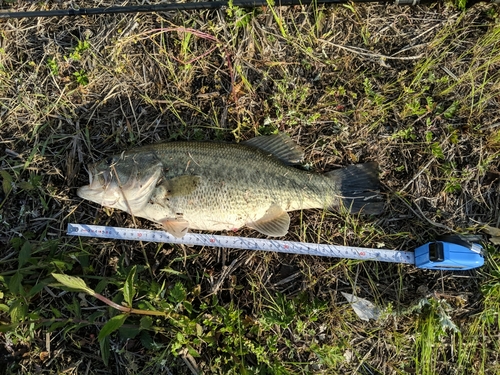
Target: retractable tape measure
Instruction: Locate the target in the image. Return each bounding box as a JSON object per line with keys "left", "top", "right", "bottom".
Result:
{"left": 67, "top": 224, "right": 485, "bottom": 271}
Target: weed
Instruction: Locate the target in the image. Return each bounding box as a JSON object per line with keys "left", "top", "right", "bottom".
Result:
{"left": 46, "top": 57, "right": 59, "bottom": 76}
{"left": 73, "top": 69, "right": 89, "bottom": 86}
{"left": 68, "top": 39, "right": 91, "bottom": 61}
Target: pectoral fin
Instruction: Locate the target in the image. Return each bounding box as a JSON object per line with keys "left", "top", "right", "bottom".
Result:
{"left": 247, "top": 204, "right": 290, "bottom": 237}
{"left": 157, "top": 175, "right": 201, "bottom": 198}
{"left": 161, "top": 218, "right": 189, "bottom": 238}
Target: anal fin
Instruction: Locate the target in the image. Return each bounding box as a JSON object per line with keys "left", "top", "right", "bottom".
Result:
{"left": 247, "top": 204, "right": 290, "bottom": 237}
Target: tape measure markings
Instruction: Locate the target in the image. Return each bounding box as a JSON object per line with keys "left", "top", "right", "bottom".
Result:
{"left": 67, "top": 223, "right": 415, "bottom": 265}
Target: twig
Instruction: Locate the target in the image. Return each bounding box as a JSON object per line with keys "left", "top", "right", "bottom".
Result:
{"left": 319, "top": 39, "right": 424, "bottom": 60}
{"left": 395, "top": 193, "right": 454, "bottom": 232}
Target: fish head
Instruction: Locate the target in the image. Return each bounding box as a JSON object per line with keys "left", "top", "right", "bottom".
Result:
{"left": 77, "top": 153, "right": 162, "bottom": 214}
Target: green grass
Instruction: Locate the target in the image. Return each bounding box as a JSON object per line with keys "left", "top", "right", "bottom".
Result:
{"left": 1, "top": 0, "right": 500, "bottom": 374}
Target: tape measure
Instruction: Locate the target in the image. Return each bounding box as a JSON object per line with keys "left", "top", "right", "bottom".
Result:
{"left": 66, "top": 224, "right": 485, "bottom": 271}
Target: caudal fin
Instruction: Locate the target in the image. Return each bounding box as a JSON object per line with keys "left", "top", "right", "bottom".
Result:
{"left": 327, "top": 162, "right": 384, "bottom": 215}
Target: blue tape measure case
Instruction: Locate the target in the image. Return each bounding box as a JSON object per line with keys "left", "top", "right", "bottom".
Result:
{"left": 414, "top": 236, "right": 485, "bottom": 270}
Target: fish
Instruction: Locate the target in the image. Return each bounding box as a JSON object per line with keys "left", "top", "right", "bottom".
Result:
{"left": 77, "top": 133, "right": 383, "bottom": 238}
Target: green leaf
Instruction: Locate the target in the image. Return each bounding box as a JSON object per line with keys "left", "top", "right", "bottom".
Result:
{"left": 183, "top": 300, "right": 193, "bottom": 314}
{"left": 431, "top": 142, "right": 445, "bottom": 160}
{"left": 18, "top": 241, "right": 32, "bottom": 268}
{"left": 27, "top": 279, "right": 49, "bottom": 297}
{"left": 50, "top": 306, "right": 62, "bottom": 318}
{"left": 94, "top": 278, "right": 109, "bottom": 294}
{"left": 47, "top": 321, "right": 68, "bottom": 332}
{"left": 0, "top": 170, "right": 13, "bottom": 195}
{"left": 425, "top": 131, "right": 433, "bottom": 143}
{"left": 88, "top": 311, "right": 105, "bottom": 323}
{"left": 140, "top": 316, "right": 153, "bottom": 330}
{"left": 8, "top": 271, "right": 23, "bottom": 295}
{"left": 443, "top": 101, "right": 459, "bottom": 119}
{"left": 123, "top": 266, "right": 136, "bottom": 308}
{"left": 52, "top": 273, "right": 94, "bottom": 295}
{"left": 99, "top": 335, "right": 111, "bottom": 366}
{"left": 140, "top": 331, "right": 153, "bottom": 349}
{"left": 18, "top": 181, "right": 34, "bottom": 190}
{"left": 169, "top": 282, "right": 186, "bottom": 303}
{"left": 0, "top": 323, "right": 19, "bottom": 333}
{"left": 98, "top": 314, "right": 128, "bottom": 341}
{"left": 187, "top": 344, "right": 201, "bottom": 358}
{"left": 9, "top": 299, "right": 27, "bottom": 322}
{"left": 119, "top": 325, "right": 140, "bottom": 339}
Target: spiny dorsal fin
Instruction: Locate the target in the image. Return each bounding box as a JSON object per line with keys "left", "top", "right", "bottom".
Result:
{"left": 242, "top": 133, "right": 304, "bottom": 165}
{"left": 247, "top": 203, "right": 290, "bottom": 237}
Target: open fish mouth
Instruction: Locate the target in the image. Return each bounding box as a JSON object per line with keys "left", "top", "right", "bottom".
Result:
{"left": 77, "top": 166, "right": 121, "bottom": 207}
{"left": 77, "top": 161, "right": 163, "bottom": 210}
{"left": 77, "top": 164, "right": 112, "bottom": 200}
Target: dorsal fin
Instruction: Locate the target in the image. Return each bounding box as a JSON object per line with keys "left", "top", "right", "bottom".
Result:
{"left": 242, "top": 134, "right": 304, "bottom": 165}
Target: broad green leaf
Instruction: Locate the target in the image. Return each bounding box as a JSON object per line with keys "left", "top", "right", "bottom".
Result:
{"left": 95, "top": 278, "right": 109, "bottom": 294}
{"left": 50, "top": 260, "right": 72, "bottom": 271}
{"left": 187, "top": 344, "right": 201, "bottom": 358}
{"left": 98, "top": 314, "right": 128, "bottom": 341}
{"left": 47, "top": 321, "right": 68, "bottom": 332}
{"left": 52, "top": 273, "right": 94, "bottom": 295}
{"left": 18, "top": 241, "right": 32, "bottom": 268}
{"left": 123, "top": 266, "right": 136, "bottom": 307}
{"left": 0, "top": 303, "right": 9, "bottom": 312}
{"left": 431, "top": 142, "right": 444, "bottom": 160}
{"left": 9, "top": 299, "right": 27, "bottom": 322}
{"left": 27, "top": 279, "right": 49, "bottom": 297}
{"left": 8, "top": 271, "right": 23, "bottom": 295}
{"left": 119, "top": 325, "right": 140, "bottom": 339}
{"left": 140, "top": 331, "right": 153, "bottom": 349}
{"left": 140, "top": 316, "right": 153, "bottom": 330}
{"left": 99, "top": 335, "right": 111, "bottom": 366}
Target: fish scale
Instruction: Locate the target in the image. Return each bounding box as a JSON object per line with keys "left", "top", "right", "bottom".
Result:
{"left": 143, "top": 141, "right": 326, "bottom": 230}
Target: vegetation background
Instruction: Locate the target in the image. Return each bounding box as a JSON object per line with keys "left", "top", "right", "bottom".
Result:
{"left": 0, "top": 0, "right": 499, "bottom": 373}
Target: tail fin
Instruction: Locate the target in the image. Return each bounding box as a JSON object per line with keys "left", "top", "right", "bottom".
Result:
{"left": 326, "top": 162, "right": 384, "bottom": 215}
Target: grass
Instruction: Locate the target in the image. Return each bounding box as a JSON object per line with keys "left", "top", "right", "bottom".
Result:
{"left": 1, "top": 0, "right": 500, "bottom": 374}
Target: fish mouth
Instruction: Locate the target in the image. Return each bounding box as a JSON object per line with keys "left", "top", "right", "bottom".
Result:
{"left": 77, "top": 167, "right": 120, "bottom": 207}
{"left": 77, "top": 165, "right": 108, "bottom": 200}
{"left": 77, "top": 162, "right": 161, "bottom": 209}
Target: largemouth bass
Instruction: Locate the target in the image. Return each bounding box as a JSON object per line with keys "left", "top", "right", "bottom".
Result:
{"left": 77, "top": 134, "right": 383, "bottom": 238}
